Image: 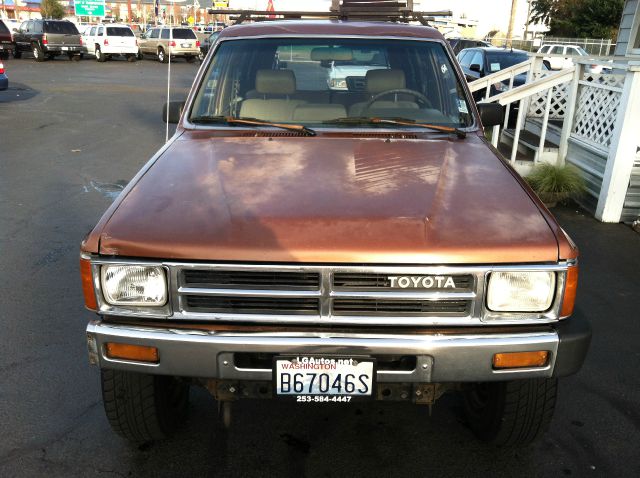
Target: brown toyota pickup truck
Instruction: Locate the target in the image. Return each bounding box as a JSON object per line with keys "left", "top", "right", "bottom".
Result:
{"left": 81, "top": 19, "right": 591, "bottom": 447}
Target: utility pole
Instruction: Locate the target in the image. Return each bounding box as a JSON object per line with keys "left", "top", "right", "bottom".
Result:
{"left": 506, "top": 0, "right": 518, "bottom": 48}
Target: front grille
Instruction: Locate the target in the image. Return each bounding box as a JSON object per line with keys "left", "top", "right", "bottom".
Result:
{"left": 185, "top": 296, "right": 319, "bottom": 315}
{"left": 332, "top": 299, "right": 470, "bottom": 316}
{"left": 174, "top": 265, "right": 483, "bottom": 325}
{"left": 183, "top": 270, "right": 319, "bottom": 289}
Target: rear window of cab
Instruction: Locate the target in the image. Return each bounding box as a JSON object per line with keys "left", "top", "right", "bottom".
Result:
{"left": 44, "top": 21, "right": 79, "bottom": 35}
{"left": 161, "top": 28, "right": 197, "bottom": 39}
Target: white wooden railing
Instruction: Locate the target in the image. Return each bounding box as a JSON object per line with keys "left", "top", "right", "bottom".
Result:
{"left": 475, "top": 64, "right": 575, "bottom": 164}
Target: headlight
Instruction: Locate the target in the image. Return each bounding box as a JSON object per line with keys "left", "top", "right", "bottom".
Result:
{"left": 101, "top": 265, "right": 167, "bottom": 306}
{"left": 330, "top": 78, "right": 347, "bottom": 89}
{"left": 492, "top": 82, "right": 509, "bottom": 92}
{"left": 487, "top": 271, "right": 556, "bottom": 312}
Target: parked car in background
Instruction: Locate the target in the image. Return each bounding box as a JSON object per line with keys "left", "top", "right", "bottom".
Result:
{"left": 448, "top": 37, "right": 491, "bottom": 54}
{"left": 0, "top": 20, "right": 12, "bottom": 59}
{"left": 198, "top": 31, "right": 219, "bottom": 61}
{"left": 322, "top": 46, "right": 389, "bottom": 90}
{"left": 0, "top": 61, "right": 8, "bottom": 90}
{"left": 457, "top": 47, "right": 531, "bottom": 98}
{"left": 537, "top": 44, "right": 606, "bottom": 74}
{"left": 2, "top": 19, "right": 20, "bottom": 38}
{"left": 83, "top": 24, "right": 138, "bottom": 62}
{"left": 12, "top": 19, "right": 84, "bottom": 61}
{"left": 138, "top": 26, "right": 200, "bottom": 63}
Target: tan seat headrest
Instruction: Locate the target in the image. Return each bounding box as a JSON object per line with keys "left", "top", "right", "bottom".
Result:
{"left": 366, "top": 69, "right": 406, "bottom": 94}
{"left": 255, "top": 69, "right": 296, "bottom": 95}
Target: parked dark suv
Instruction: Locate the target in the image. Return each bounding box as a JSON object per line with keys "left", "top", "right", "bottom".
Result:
{"left": 13, "top": 19, "right": 84, "bottom": 61}
{"left": 0, "top": 20, "right": 12, "bottom": 60}
{"left": 447, "top": 38, "right": 491, "bottom": 54}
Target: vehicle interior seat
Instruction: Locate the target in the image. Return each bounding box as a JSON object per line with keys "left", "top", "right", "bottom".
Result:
{"left": 240, "top": 69, "right": 306, "bottom": 122}
{"left": 348, "top": 69, "right": 420, "bottom": 117}
{"left": 292, "top": 104, "right": 347, "bottom": 122}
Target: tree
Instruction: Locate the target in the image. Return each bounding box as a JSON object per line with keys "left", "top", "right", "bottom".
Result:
{"left": 40, "top": 0, "right": 66, "bottom": 19}
{"left": 529, "top": 0, "right": 623, "bottom": 39}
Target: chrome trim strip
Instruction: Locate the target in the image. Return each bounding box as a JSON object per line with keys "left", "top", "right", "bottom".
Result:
{"left": 329, "top": 290, "right": 476, "bottom": 300}
{"left": 178, "top": 287, "right": 322, "bottom": 298}
{"left": 87, "top": 321, "right": 559, "bottom": 382}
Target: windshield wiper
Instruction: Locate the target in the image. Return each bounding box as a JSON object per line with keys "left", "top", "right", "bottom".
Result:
{"left": 323, "top": 117, "right": 466, "bottom": 138}
{"left": 190, "top": 115, "right": 316, "bottom": 136}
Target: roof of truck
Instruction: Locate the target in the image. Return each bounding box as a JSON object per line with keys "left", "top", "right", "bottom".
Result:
{"left": 218, "top": 20, "right": 443, "bottom": 41}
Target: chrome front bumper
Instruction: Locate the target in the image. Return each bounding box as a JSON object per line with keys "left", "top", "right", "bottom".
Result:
{"left": 85, "top": 320, "right": 575, "bottom": 383}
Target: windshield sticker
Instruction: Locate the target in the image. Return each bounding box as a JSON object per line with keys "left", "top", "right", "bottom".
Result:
{"left": 490, "top": 63, "right": 501, "bottom": 72}
{"left": 441, "top": 64, "right": 448, "bottom": 74}
{"left": 458, "top": 100, "right": 469, "bottom": 114}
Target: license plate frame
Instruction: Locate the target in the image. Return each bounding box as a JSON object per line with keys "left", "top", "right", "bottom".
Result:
{"left": 273, "top": 355, "right": 376, "bottom": 400}
{"left": 181, "top": 43, "right": 191, "bottom": 48}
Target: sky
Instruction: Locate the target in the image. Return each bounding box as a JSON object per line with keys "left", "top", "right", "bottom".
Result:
{"left": 228, "top": 0, "right": 535, "bottom": 37}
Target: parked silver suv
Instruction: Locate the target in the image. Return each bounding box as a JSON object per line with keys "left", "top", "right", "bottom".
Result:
{"left": 138, "top": 26, "right": 199, "bottom": 63}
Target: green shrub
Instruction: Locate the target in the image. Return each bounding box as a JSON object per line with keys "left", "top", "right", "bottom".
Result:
{"left": 525, "top": 163, "right": 586, "bottom": 206}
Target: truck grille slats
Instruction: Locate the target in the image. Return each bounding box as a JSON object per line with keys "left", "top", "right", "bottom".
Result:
{"left": 172, "top": 265, "right": 483, "bottom": 325}
{"left": 333, "top": 273, "right": 474, "bottom": 290}
{"left": 183, "top": 270, "right": 320, "bottom": 289}
{"left": 332, "top": 299, "right": 469, "bottom": 316}
{"left": 186, "top": 296, "right": 319, "bottom": 315}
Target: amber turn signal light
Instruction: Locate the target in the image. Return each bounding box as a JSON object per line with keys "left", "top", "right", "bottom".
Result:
{"left": 80, "top": 257, "right": 98, "bottom": 311}
{"left": 105, "top": 343, "right": 159, "bottom": 363}
{"left": 560, "top": 265, "right": 578, "bottom": 317}
{"left": 493, "top": 351, "right": 549, "bottom": 369}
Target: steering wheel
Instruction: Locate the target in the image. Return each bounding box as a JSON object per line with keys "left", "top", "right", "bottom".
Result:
{"left": 361, "top": 88, "right": 432, "bottom": 115}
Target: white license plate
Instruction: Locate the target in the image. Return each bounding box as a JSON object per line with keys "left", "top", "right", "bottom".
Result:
{"left": 274, "top": 356, "right": 375, "bottom": 398}
{"left": 61, "top": 46, "right": 69, "bottom": 50}
{"left": 181, "top": 43, "right": 191, "bottom": 48}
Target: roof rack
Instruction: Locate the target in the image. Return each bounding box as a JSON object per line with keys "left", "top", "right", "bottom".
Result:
{"left": 208, "top": 0, "right": 452, "bottom": 26}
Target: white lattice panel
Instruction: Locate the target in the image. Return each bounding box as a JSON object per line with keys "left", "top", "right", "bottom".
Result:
{"left": 572, "top": 83, "right": 622, "bottom": 149}
{"left": 527, "top": 72, "right": 569, "bottom": 119}
{"left": 582, "top": 73, "right": 625, "bottom": 89}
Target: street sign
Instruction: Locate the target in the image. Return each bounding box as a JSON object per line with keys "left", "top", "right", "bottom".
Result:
{"left": 214, "top": 1, "right": 228, "bottom": 7}
{"left": 74, "top": 0, "right": 106, "bottom": 17}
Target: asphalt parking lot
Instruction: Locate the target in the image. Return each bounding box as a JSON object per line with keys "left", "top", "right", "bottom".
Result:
{"left": 1, "top": 57, "right": 639, "bottom": 478}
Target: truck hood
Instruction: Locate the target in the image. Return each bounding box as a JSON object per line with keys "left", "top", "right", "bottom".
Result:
{"left": 94, "top": 133, "right": 559, "bottom": 263}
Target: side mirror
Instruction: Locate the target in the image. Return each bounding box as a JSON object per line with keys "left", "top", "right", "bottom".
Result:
{"left": 470, "top": 63, "right": 481, "bottom": 73}
{"left": 12, "top": 28, "right": 18, "bottom": 33}
{"left": 163, "top": 101, "right": 185, "bottom": 124}
{"left": 477, "top": 103, "right": 503, "bottom": 127}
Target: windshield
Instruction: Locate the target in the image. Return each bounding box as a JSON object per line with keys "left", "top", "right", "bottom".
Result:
{"left": 190, "top": 38, "right": 473, "bottom": 128}
{"left": 485, "top": 52, "right": 529, "bottom": 72}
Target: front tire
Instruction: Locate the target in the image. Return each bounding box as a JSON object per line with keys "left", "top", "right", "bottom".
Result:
{"left": 463, "top": 378, "right": 557, "bottom": 447}
{"left": 12, "top": 46, "right": 22, "bottom": 59}
{"left": 101, "top": 369, "right": 189, "bottom": 442}
{"left": 158, "top": 48, "right": 168, "bottom": 63}
{"left": 32, "top": 43, "right": 44, "bottom": 62}
{"left": 126, "top": 54, "right": 136, "bottom": 62}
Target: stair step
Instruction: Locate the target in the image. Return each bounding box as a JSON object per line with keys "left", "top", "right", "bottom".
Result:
{"left": 502, "top": 129, "right": 559, "bottom": 151}
{"left": 497, "top": 141, "right": 535, "bottom": 163}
